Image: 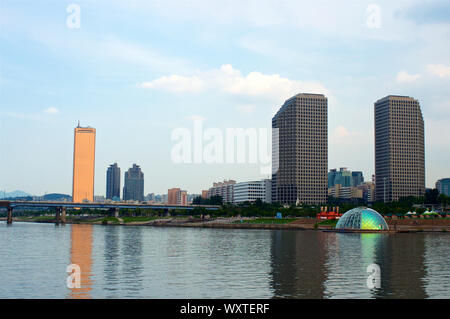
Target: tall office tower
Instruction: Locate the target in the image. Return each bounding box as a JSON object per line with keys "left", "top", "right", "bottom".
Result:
{"left": 123, "top": 164, "right": 144, "bottom": 202}
{"left": 272, "top": 93, "right": 328, "bottom": 205}
{"left": 72, "top": 123, "right": 96, "bottom": 203}
{"left": 106, "top": 163, "right": 121, "bottom": 200}
{"left": 374, "top": 95, "right": 425, "bottom": 202}
{"left": 328, "top": 169, "right": 337, "bottom": 188}
{"left": 352, "top": 171, "right": 364, "bottom": 187}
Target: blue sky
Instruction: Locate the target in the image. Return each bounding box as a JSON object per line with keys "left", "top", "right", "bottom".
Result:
{"left": 1, "top": 0, "right": 449, "bottom": 196}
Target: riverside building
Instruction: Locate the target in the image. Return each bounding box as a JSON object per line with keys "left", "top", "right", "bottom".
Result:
{"left": 72, "top": 123, "right": 96, "bottom": 203}
{"left": 207, "top": 180, "right": 236, "bottom": 204}
{"left": 106, "top": 163, "right": 121, "bottom": 200}
{"left": 233, "top": 179, "right": 272, "bottom": 205}
{"left": 272, "top": 93, "right": 328, "bottom": 205}
{"left": 374, "top": 95, "right": 425, "bottom": 202}
{"left": 123, "top": 164, "right": 144, "bottom": 202}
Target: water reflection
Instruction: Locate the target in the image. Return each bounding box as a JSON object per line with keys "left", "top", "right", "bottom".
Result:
{"left": 0, "top": 222, "right": 448, "bottom": 299}
{"left": 120, "top": 227, "right": 144, "bottom": 297}
{"left": 376, "top": 234, "right": 427, "bottom": 298}
{"left": 270, "top": 231, "right": 328, "bottom": 298}
{"left": 68, "top": 224, "right": 93, "bottom": 299}
{"left": 103, "top": 226, "right": 120, "bottom": 297}
{"left": 270, "top": 231, "right": 433, "bottom": 299}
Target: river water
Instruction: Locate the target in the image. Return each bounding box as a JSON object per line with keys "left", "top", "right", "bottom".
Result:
{"left": 0, "top": 222, "right": 449, "bottom": 299}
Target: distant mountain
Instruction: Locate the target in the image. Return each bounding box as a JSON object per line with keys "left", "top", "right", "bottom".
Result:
{"left": 0, "top": 190, "right": 32, "bottom": 199}
{"left": 0, "top": 192, "right": 71, "bottom": 201}
{"left": 42, "top": 193, "right": 72, "bottom": 201}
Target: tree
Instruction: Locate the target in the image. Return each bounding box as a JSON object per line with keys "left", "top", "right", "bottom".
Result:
{"left": 193, "top": 195, "right": 223, "bottom": 206}
{"left": 209, "top": 195, "right": 223, "bottom": 206}
{"left": 192, "top": 196, "right": 204, "bottom": 205}
{"left": 425, "top": 188, "right": 439, "bottom": 205}
{"left": 438, "top": 194, "right": 448, "bottom": 211}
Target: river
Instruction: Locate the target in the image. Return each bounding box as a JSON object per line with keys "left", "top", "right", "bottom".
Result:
{"left": 0, "top": 222, "right": 449, "bottom": 298}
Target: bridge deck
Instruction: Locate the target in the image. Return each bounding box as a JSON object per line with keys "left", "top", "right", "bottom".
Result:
{"left": 0, "top": 201, "right": 220, "bottom": 210}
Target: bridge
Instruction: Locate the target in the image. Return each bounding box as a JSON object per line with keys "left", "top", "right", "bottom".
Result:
{"left": 0, "top": 200, "right": 220, "bottom": 225}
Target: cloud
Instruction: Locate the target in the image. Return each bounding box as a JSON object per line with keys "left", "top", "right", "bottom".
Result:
{"left": 138, "top": 64, "right": 330, "bottom": 102}
{"left": 427, "top": 64, "right": 450, "bottom": 78}
{"left": 43, "top": 107, "right": 59, "bottom": 115}
{"left": 396, "top": 71, "right": 420, "bottom": 83}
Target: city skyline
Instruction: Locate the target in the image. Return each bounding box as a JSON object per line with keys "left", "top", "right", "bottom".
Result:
{"left": 1, "top": 1, "right": 450, "bottom": 195}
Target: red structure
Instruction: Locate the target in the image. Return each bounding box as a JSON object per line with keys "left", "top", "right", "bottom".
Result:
{"left": 316, "top": 206, "right": 343, "bottom": 220}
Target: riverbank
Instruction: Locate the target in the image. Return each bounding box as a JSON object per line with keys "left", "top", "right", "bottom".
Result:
{"left": 2, "top": 216, "right": 449, "bottom": 233}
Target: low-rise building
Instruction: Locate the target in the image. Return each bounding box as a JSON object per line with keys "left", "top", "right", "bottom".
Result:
{"left": 233, "top": 179, "right": 272, "bottom": 205}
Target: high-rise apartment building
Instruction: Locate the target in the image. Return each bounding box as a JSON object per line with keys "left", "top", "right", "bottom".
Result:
{"left": 201, "top": 190, "right": 209, "bottom": 199}
{"left": 178, "top": 190, "right": 188, "bottom": 206}
{"left": 208, "top": 180, "right": 236, "bottom": 204}
{"left": 272, "top": 93, "right": 328, "bottom": 205}
{"left": 168, "top": 188, "right": 180, "bottom": 205}
{"left": 72, "top": 123, "right": 96, "bottom": 203}
{"left": 106, "top": 163, "right": 121, "bottom": 200}
{"left": 167, "top": 188, "right": 188, "bottom": 205}
{"left": 374, "top": 95, "right": 425, "bottom": 202}
{"left": 123, "top": 164, "right": 144, "bottom": 202}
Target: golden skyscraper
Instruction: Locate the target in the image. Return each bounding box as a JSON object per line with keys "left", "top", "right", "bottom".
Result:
{"left": 72, "top": 123, "right": 96, "bottom": 203}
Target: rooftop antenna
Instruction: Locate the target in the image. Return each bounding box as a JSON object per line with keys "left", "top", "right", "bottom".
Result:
{"left": 77, "top": 120, "right": 81, "bottom": 128}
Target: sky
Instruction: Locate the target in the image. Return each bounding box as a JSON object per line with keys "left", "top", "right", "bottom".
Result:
{"left": 1, "top": 0, "right": 450, "bottom": 196}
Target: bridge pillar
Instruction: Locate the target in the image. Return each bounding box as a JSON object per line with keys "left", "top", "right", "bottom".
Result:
{"left": 114, "top": 208, "right": 119, "bottom": 218}
{"left": 7, "top": 207, "right": 13, "bottom": 225}
{"left": 55, "top": 208, "right": 61, "bottom": 225}
{"left": 61, "top": 207, "right": 67, "bottom": 224}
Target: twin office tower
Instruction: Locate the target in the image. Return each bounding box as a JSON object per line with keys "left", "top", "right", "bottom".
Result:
{"left": 106, "top": 163, "right": 144, "bottom": 202}
{"left": 272, "top": 93, "right": 425, "bottom": 205}
{"left": 71, "top": 123, "right": 144, "bottom": 203}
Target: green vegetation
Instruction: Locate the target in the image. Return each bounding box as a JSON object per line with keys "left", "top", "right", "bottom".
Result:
{"left": 318, "top": 219, "right": 338, "bottom": 226}
{"left": 193, "top": 195, "right": 223, "bottom": 205}
{"left": 100, "top": 217, "right": 120, "bottom": 224}
{"left": 7, "top": 189, "right": 448, "bottom": 224}
{"left": 29, "top": 216, "right": 55, "bottom": 222}
{"left": 234, "top": 218, "right": 296, "bottom": 224}
{"left": 121, "top": 216, "right": 160, "bottom": 223}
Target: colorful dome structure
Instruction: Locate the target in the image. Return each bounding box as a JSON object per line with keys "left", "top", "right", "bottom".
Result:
{"left": 336, "top": 207, "right": 389, "bottom": 231}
